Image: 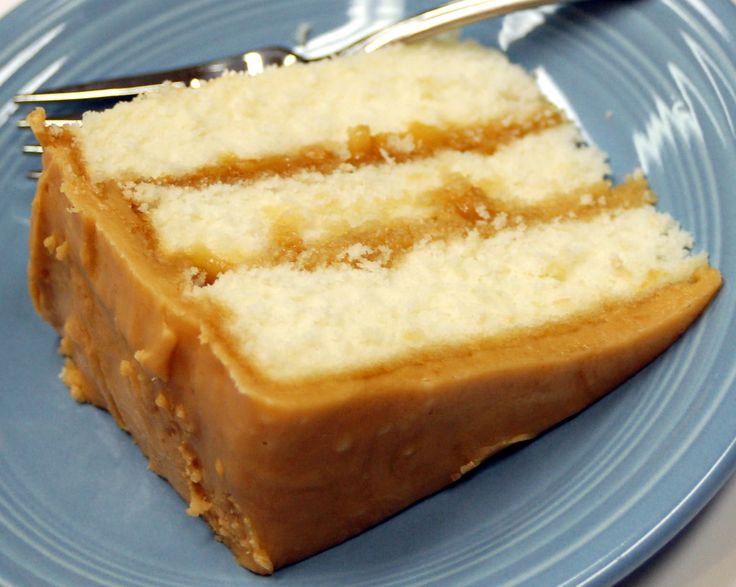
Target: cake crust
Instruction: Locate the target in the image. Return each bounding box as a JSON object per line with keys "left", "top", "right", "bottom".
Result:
{"left": 30, "top": 119, "right": 722, "bottom": 573}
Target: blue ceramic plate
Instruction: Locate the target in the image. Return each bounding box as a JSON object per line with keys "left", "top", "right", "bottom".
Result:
{"left": 1, "top": 1, "right": 734, "bottom": 585}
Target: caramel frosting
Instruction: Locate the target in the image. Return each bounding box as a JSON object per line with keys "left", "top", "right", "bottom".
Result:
{"left": 27, "top": 39, "right": 721, "bottom": 574}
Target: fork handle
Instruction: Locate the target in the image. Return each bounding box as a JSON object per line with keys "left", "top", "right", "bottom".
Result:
{"left": 344, "top": 0, "right": 570, "bottom": 55}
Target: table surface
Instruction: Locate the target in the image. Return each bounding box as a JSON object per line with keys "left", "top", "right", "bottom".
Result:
{"left": 0, "top": 0, "right": 734, "bottom": 585}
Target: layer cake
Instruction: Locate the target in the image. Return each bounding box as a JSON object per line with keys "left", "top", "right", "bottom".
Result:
{"left": 28, "top": 39, "right": 721, "bottom": 574}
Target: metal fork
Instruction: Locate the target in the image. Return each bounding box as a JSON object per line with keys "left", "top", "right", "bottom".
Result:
{"left": 18, "top": 0, "right": 566, "bottom": 177}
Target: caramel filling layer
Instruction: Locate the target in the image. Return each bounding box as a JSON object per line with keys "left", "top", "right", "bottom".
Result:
{"left": 150, "top": 106, "right": 565, "bottom": 188}
{"left": 179, "top": 176, "right": 654, "bottom": 284}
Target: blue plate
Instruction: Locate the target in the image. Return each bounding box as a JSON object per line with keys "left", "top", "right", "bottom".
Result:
{"left": 1, "top": 1, "right": 734, "bottom": 585}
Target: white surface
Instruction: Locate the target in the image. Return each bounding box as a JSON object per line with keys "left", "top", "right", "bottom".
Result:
{"left": 0, "top": 0, "right": 733, "bottom": 585}
{"left": 621, "top": 474, "right": 736, "bottom": 587}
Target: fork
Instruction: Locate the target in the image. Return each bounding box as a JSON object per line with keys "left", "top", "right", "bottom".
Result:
{"left": 18, "top": 0, "right": 567, "bottom": 177}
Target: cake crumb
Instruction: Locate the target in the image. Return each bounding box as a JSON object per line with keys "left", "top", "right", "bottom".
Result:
{"left": 492, "top": 212, "right": 508, "bottom": 230}
{"left": 186, "top": 485, "right": 212, "bottom": 516}
{"left": 60, "top": 360, "right": 88, "bottom": 403}
{"left": 54, "top": 241, "right": 69, "bottom": 261}
{"left": 343, "top": 243, "right": 372, "bottom": 262}
{"left": 155, "top": 392, "right": 169, "bottom": 410}
{"left": 475, "top": 204, "right": 491, "bottom": 221}
{"left": 43, "top": 234, "right": 57, "bottom": 254}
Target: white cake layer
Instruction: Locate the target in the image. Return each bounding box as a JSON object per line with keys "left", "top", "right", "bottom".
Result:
{"left": 125, "top": 126, "right": 607, "bottom": 263}
{"left": 193, "top": 207, "right": 705, "bottom": 382}
{"left": 76, "top": 41, "right": 549, "bottom": 182}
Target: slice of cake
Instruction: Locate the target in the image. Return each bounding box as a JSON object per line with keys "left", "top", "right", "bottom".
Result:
{"left": 28, "top": 39, "right": 721, "bottom": 574}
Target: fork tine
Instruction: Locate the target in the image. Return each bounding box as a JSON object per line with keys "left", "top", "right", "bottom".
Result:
{"left": 27, "top": 171, "right": 42, "bottom": 180}
{"left": 23, "top": 145, "right": 44, "bottom": 154}
{"left": 18, "top": 114, "right": 83, "bottom": 128}
{"left": 14, "top": 82, "right": 183, "bottom": 103}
